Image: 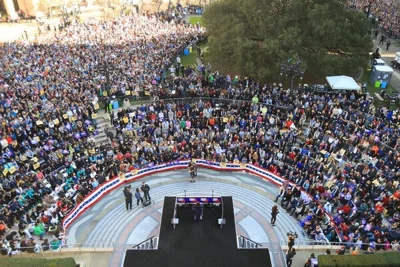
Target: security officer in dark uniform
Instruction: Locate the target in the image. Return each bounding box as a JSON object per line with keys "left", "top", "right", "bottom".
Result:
{"left": 141, "top": 182, "right": 151, "bottom": 202}
{"left": 123, "top": 185, "right": 133, "bottom": 210}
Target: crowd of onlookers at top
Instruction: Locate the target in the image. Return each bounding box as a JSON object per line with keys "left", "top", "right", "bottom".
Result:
{"left": 0, "top": 9, "right": 199, "bottom": 255}
{"left": 109, "top": 70, "right": 400, "bottom": 252}
{"left": 347, "top": 0, "right": 399, "bottom": 37}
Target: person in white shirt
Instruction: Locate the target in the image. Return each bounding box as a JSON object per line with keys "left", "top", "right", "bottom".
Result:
{"left": 158, "top": 111, "right": 164, "bottom": 121}
{"left": 90, "top": 170, "right": 97, "bottom": 179}
{"left": 324, "top": 201, "right": 332, "bottom": 214}
{"left": 50, "top": 214, "right": 59, "bottom": 225}
{"left": 0, "top": 137, "right": 8, "bottom": 149}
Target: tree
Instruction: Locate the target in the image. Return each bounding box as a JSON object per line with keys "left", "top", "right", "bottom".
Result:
{"left": 94, "top": 0, "right": 121, "bottom": 20}
{"left": 35, "top": 0, "right": 64, "bottom": 20}
{"left": 203, "top": 0, "right": 373, "bottom": 83}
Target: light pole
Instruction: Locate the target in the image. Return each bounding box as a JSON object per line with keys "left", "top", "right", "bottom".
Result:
{"left": 98, "top": 59, "right": 115, "bottom": 95}
{"left": 366, "top": 0, "right": 373, "bottom": 19}
{"left": 280, "top": 58, "right": 305, "bottom": 97}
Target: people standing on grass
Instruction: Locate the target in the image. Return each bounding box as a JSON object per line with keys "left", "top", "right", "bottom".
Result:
{"left": 271, "top": 205, "right": 279, "bottom": 226}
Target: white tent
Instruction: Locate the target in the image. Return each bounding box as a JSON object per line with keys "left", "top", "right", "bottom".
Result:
{"left": 326, "top": 75, "right": 361, "bottom": 91}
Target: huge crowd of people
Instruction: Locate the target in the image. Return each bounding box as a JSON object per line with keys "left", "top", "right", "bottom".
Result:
{"left": 0, "top": 9, "right": 199, "bottom": 255}
{"left": 111, "top": 74, "right": 400, "bottom": 249}
{"left": 347, "top": 0, "right": 400, "bottom": 37}
{"left": 0, "top": 6, "right": 399, "bottom": 257}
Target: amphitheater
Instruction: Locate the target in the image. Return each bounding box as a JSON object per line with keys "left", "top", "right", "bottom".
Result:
{"left": 1, "top": 2, "right": 399, "bottom": 267}
{"left": 62, "top": 161, "right": 322, "bottom": 267}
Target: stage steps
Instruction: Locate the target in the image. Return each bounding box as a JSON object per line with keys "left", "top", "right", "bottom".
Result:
{"left": 237, "top": 236, "right": 264, "bottom": 249}
{"left": 93, "top": 116, "right": 112, "bottom": 144}
{"left": 131, "top": 237, "right": 159, "bottom": 250}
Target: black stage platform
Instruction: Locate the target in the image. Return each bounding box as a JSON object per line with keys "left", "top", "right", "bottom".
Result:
{"left": 124, "top": 196, "right": 272, "bottom": 267}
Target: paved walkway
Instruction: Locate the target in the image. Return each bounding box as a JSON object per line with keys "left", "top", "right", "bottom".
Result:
{"left": 66, "top": 168, "right": 309, "bottom": 267}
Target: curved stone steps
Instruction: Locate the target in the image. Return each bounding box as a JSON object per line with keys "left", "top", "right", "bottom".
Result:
{"left": 90, "top": 187, "right": 217, "bottom": 247}
{"left": 79, "top": 179, "right": 304, "bottom": 248}
{"left": 85, "top": 202, "right": 144, "bottom": 247}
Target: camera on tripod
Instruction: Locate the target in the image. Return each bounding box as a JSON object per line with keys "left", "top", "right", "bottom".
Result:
{"left": 287, "top": 231, "right": 298, "bottom": 238}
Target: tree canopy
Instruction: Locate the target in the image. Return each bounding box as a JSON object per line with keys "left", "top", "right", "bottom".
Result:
{"left": 203, "top": 0, "right": 373, "bottom": 82}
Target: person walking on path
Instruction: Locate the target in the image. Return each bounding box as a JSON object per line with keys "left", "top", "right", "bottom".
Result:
{"left": 135, "top": 188, "right": 143, "bottom": 206}
{"left": 288, "top": 234, "right": 296, "bottom": 251}
{"left": 386, "top": 39, "right": 391, "bottom": 51}
{"left": 374, "top": 29, "right": 379, "bottom": 39}
{"left": 379, "top": 35, "right": 385, "bottom": 45}
{"left": 123, "top": 186, "right": 133, "bottom": 210}
{"left": 286, "top": 247, "right": 296, "bottom": 267}
{"left": 271, "top": 205, "right": 279, "bottom": 226}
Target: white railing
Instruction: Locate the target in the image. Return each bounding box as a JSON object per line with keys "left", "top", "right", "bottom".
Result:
{"left": 130, "top": 236, "right": 157, "bottom": 250}
{"left": 1, "top": 239, "right": 116, "bottom": 257}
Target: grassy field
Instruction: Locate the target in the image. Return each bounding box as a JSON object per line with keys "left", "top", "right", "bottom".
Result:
{"left": 189, "top": 15, "right": 204, "bottom": 26}
{"left": 165, "top": 16, "right": 204, "bottom": 73}
{"left": 180, "top": 49, "right": 198, "bottom": 66}
{"left": 359, "top": 67, "right": 398, "bottom": 108}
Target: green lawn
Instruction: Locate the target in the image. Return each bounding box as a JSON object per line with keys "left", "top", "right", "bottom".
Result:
{"left": 189, "top": 15, "right": 204, "bottom": 26}
{"left": 164, "top": 48, "right": 199, "bottom": 78}
{"left": 180, "top": 49, "right": 198, "bottom": 66}
{"left": 359, "top": 67, "right": 398, "bottom": 108}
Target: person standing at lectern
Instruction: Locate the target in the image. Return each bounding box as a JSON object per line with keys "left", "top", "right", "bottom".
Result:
{"left": 123, "top": 186, "right": 133, "bottom": 210}
{"left": 194, "top": 202, "right": 203, "bottom": 221}
{"left": 271, "top": 205, "right": 279, "bottom": 226}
